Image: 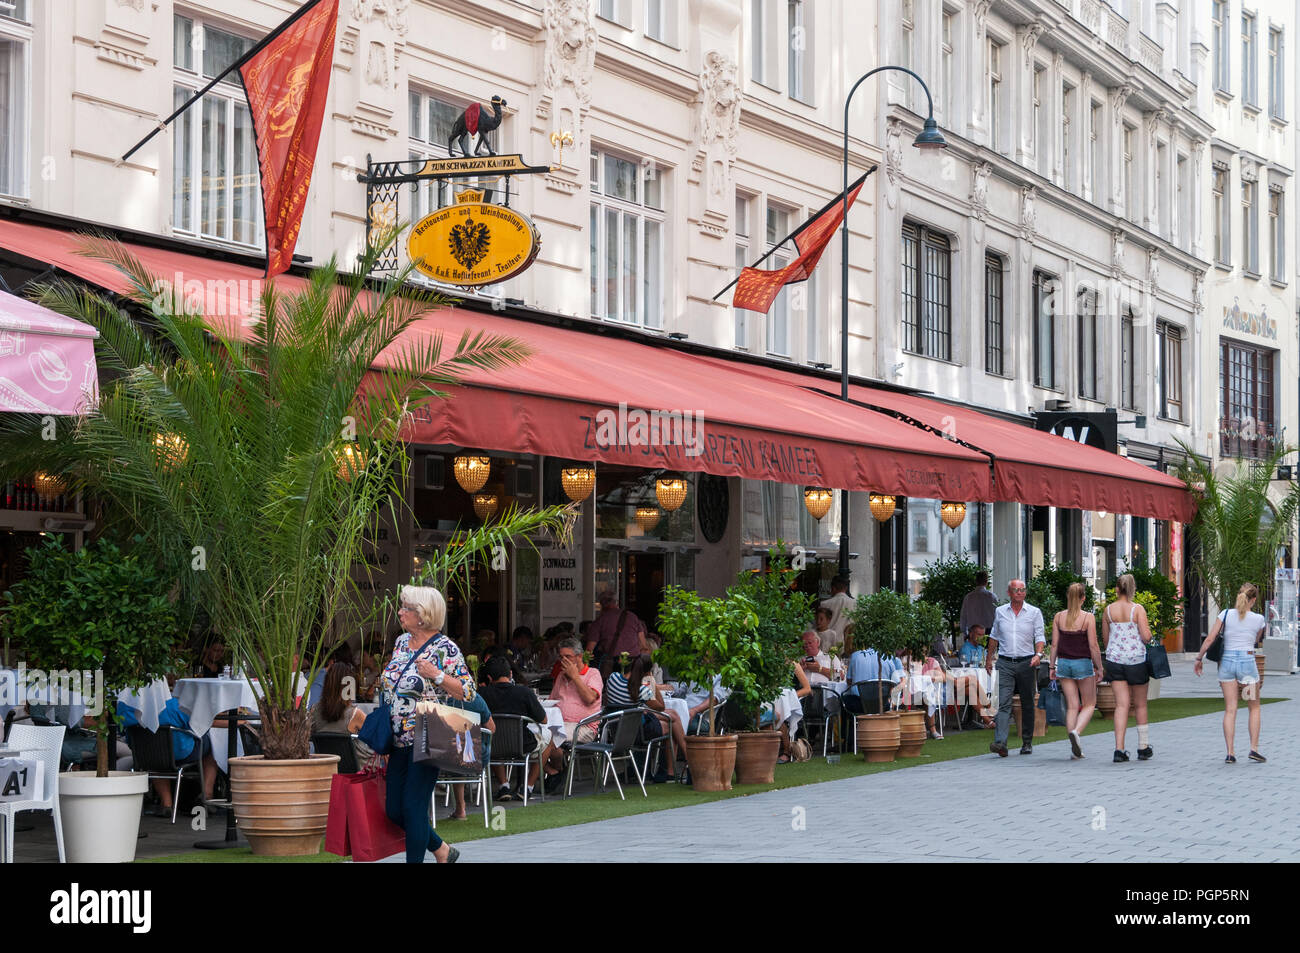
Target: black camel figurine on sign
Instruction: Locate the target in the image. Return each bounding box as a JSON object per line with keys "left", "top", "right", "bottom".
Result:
{"left": 448, "top": 95, "right": 507, "bottom": 157}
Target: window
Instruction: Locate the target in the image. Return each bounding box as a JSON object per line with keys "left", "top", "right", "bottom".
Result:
{"left": 1120, "top": 311, "right": 1137, "bottom": 411}
{"left": 409, "top": 90, "right": 473, "bottom": 218}
{"left": 988, "top": 39, "right": 1004, "bottom": 153}
{"left": 1061, "top": 82, "right": 1074, "bottom": 191}
{"left": 1033, "top": 65, "right": 1047, "bottom": 175}
{"left": 1033, "top": 270, "right": 1056, "bottom": 389}
{"left": 1220, "top": 340, "right": 1277, "bottom": 458}
{"left": 597, "top": 0, "right": 630, "bottom": 27}
{"left": 734, "top": 194, "right": 751, "bottom": 348}
{"left": 590, "top": 149, "right": 664, "bottom": 328}
{"left": 1156, "top": 141, "right": 1168, "bottom": 237}
{"left": 1157, "top": 321, "right": 1183, "bottom": 421}
{"left": 985, "top": 253, "right": 1004, "bottom": 376}
{"left": 765, "top": 204, "right": 792, "bottom": 356}
{"left": 1077, "top": 287, "right": 1098, "bottom": 400}
{"left": 172, "top": 14, "right": 263, "bottom": 248}
{"left": 1242, "top": 179, "right": 1258, "bottom": 274}
{"left": 912, "top": 516, "right": 930, "bottom": 554}
{"left": 645, "top": 0, "right": 672, "bottom": 44}
{"left": 0, "top": 0, "right": 29, "bottom": 198}
{"left": 1212, "top": 1, "right": 1229, "bottom": 92}
{"left": 1268, "top": 27, "right": 1284, "bottom": 118}
{"left": 901, "top": 0, "right": 914, "bottom": 74}
{"left": 788, "top": 0, "right": 809, "bottom": 103}
{"left": 1242, "top": 12, "right": 1258, "bottom": 106}
{"left": 1269, "top": 185, "right": 1285, "bottom": 282}
{"left": 1089, "top": 101, "right": 1103, "bottom": 202}
{"left": 1177, "top": 154, "right": 1190, "bottom": 251}
{"left": 1213, "top": 163, "right": 1231, "bottom": 263}
{"left": 1122, "top": 124, "right": 1135, "bottom": 220}
{"left": 940, "top": 11, "right": 954, "bottom": 124}
{"left": 901, "top": 222, "right": 952, "bottom": 361}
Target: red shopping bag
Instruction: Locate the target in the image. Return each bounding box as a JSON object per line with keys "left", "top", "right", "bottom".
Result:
{"left": 342, "top": 769, "right": 407, "bottom": 863}
{"left": 324, "top": 773, "right": 353, "bottom": 857}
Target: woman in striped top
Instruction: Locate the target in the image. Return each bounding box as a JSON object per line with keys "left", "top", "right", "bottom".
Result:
{"left": 606, "top": 653, "right": 689, "bottom": 781}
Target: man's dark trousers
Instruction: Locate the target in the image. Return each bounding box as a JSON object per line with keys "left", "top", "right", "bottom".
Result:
{"left": 994, "top": 656, "right": 1037, "bottom": 746}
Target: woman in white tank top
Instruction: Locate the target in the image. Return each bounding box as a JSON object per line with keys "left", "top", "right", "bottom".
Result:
{"left": 1194, "top": 583, "right": 1267, "bottom": 763}
{"left": 1100, "top": 573, "right": 1154, "bottom": 763}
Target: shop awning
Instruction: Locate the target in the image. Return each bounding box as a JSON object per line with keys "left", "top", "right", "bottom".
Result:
{"left": 0, "top": 288, "right": 98, "bottom": 414}
{"left": 691, "top": 356, "right": 1194, "bottom": 523}
{"left": 0, "top": 218, "right": 992, "bottom": 499}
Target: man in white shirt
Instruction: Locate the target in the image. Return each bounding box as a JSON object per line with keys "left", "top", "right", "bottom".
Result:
{"left": 799, "top": 630, "right": 833, "bottom": 687}
{"left": 985, "top": 578, "right": 1045, "bottom": 757}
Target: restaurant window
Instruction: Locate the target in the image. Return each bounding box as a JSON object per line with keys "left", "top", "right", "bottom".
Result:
{"left": 734, "top": 193, "right": 751, "bottom": 348}
{"left": 1157, "top": 321, "right": 1183, "bottom": 422}
{"left": 1212, "top": 0, "right": 1229, "bottom": 92}
{"left": 1268, "top": 27, "right": 1284, "bottom": 119}
{"left": 906, "top": 498, "right": 981, "bottom": 595}
{"left": 1077, "top": 287, "right": 1098, "bottom": 400}
{"left": 741, "top": 479, "right": 837, "bottom": 551}
{"left": 172, "top": 14, "right": 263, "bottom": 248}
{"left": 1242, "top": 178, "right": 1259, "bottom": 274}
{"left": 1220, "top": 340, "right": 1276, "bottom": 458}
{"left": 1032, "top": 270, "right": 1056, "bottom": 389}
{"left": 590, "top": 148, "right": 664, "bottom": 328}
{"left": 1269, "top": 185, "right": 1285, "bottom": 282}
{"left": 984, "top": 252, "right": 1004, "bottom": 376}
{"left": 408, "top": 90, "right": 472, "bottom": 219}
{"left": 1120, "top": 310, "right": 1137, "bottom": 411}
{"left": 1213, "top": 163, "right": 1230, "bottom": 264}
{"left": 901, "top": 222, "right": 951, "bottom": 361}
{"left": 0, "top": 0, "right": 29, "bottom": 198}
{"left": 1242, "top": 11, "right": 1258, "bottom": 107}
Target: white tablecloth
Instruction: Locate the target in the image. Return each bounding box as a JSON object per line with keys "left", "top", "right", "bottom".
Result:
{"left": 533, "top": 700, "right": 565, "bottom": 747}
{"left": 208, "top": 726, "right": 247, "bottom": 774}
{"left": 172, "top": 678, "right": 256, "bottom": 736}
{"left": 767, "top": 687, "right": 805, "bottom": 738}
{"left": 0, "top": 668, "right": 86, "bottom": 727}
{"left": 949, "top": 667, "right": 997, "bottom": 714}
{"left": 661, "top": 697, "right": 690, "bottom": 733}
{"left": 116, "top": 678, "right": 171, "bottom": 732}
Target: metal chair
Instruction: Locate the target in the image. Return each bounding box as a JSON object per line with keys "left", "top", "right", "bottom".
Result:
{"left": 801, "top": 684, "right": 844, "bottom": 756}
{"left": 689, "top": 697, "right": 725, "bottom": 735}
{"left": 565, "top": 708, "right": 647, "bottom": 800}
{"left": 311, "top": 732, "right": 360, "bottom": 774}
{"left": 0, "top": 724, "right": 66, "bottom": 862}
{"left": 487, "top": 714, "right": 544, "bottom": 805}
{"left": 125, "top": 725, "right": 205, "bottom": 823}
{"left": 434, "top": 727, "right": 493, "bottom": 828}
{"left": 630, "top": 706, "right": 673, "bottom": 781}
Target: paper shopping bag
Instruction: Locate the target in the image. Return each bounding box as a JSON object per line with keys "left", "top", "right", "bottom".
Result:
{"left": 344, "top": 769, "right": 407, "bottom": 862}
{"left": 412, "top": 702, "right": 483, "bottom": 776}
{"left": 324, "top": 772, "right": 353, "bottom": 857}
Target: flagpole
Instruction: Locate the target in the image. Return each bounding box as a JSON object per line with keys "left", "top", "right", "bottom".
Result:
{"left": 120, "top": 0, "right": 327, "bottom": 163}
{"left": 711, "top": 167, "right": 875, "bottom": 302}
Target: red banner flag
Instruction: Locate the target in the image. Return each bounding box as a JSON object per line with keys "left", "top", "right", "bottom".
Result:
{"left": 732, "top": 177, "right": 866, "bottom": 315}
{"left": 240, "top": 0, "right": 339, "bottom": 278}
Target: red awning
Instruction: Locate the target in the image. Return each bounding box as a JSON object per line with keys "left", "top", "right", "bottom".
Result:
{"left": 0, "top": 218, "right": 992, "bottom": 499}
{"left": 691, "top": 356, "right": 1194, "bottom": 522}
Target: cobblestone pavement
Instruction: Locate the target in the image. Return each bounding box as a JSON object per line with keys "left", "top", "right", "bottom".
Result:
{"left": 446, "top": 661, "right": 1298, "bottom": 863}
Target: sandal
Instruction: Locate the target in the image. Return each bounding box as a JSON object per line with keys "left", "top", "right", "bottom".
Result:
{"left": 777, "top": 755, "right": 791, "bottom": 764}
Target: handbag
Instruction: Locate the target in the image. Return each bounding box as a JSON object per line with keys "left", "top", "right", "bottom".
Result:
{"left": 358, "top": 640, "right": 433, "bottom": 756}
{"left": 324, "top": 768, "right": 407, "bottom": 862}
{"left": 1037, "top": 679, "right": 1067, "bottom": 726}
{"left": 1205, "top": 610, "right": 1229, "bottom": 664}
{"left": 1146, "top": 643, "right": 1172, "bottom": 679}
{"left": 412, "top": 701, "right": 483, "bottom": 775}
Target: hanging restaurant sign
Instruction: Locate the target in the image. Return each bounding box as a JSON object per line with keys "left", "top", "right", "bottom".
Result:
{"left": 408, "top": 193, "right": 541, "bottom": 287}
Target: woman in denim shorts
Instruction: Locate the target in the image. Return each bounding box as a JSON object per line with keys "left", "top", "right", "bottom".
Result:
{"left": 1049, "top": 582, "right": 1103, "bottom": 760}
{"left": 1194, "top": 583, "right": 1267, "bottom": 764}
{"left": 1101, "top": 574, "right": 1154, "bottom": 763}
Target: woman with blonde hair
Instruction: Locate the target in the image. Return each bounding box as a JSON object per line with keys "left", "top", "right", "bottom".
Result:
{"left": 1049, "top": 582, "right": 1104, "bottom": 760}
{"left": 1101, "top": 573, "right": 1154, "bottom": 763}
{"left": 1194, "top": 583, "right": 1267, "bottom": 763}
{"left": 380, "top": 584, "right": 476, "bottom": 863}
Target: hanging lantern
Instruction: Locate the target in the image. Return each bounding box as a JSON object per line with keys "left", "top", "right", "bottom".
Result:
{"left": 803, "top": 486, "right": 834, "bottom": 521}
{"left": 868, "top": 492, "right": 897, "bottom": 522}
{"left": 334, "top": 443, "right": 366, "bottom": 481}
{"left": 634, "top": 506, "right": 661, "bottom": 532}
{"left": 560, "top": 465, "right": 596, "bottom": 502}
{"left": 940, "top": 501, "right": 967, "bottom": 529}
{"left": 153, "top": 432, "right": 189, "bottom": 470}
{"left": 34, "top": 472, "right": 65, "bottom": 500}
{"left": 655, "top": 473, "right": 688, "bottom": 512}
{"left": 472, "top": 493, "right": 499, "bottom": 521}
{"left": 453, "top": 454, "right": 491, "bottom": 492}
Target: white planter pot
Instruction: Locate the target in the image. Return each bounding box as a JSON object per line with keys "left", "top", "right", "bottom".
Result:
{"left": 58, "top": 772, "right": 149, "bottom": 863}
{"left": 1146, "top": 677, "right": 1162, "bottom": 699}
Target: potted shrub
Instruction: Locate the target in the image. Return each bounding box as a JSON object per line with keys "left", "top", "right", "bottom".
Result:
{"left": 656, "top": 585, "right": 759, "bottom": 791}
{"left": 845, "top": 589, "right": 913, "bottom": 762}
{"left": 727, "top": 546, "right": 814, "bottom": 783}
{"left": 896, "top": 600, "right": 942, "bottom": 757}
{"left": 918, "top": 555, "right": 990, "bottom": 653}
{"left": 2, "top": 536, "right": 180, "bottom": 862}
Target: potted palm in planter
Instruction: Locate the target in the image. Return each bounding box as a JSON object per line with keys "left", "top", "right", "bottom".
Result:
{"left": 727, "top": 546, "right": 814, "bottom": 784}
{"left": 0, "top": 237, "right": 572, "bottom": 855}
{"left": 845, "top": 589, "right": 913, "bottom": 762}
{"left": 2, "top": 536, "right": 179, "bottom": 862}
{"left": 656, "top": 585, "right": 759, "bottom": 791}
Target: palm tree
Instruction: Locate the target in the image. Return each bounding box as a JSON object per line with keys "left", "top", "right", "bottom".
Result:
{"left": 0, "top": 235, "right": 573, "bottom": 758}
{"left": 1179, "top": 442, "right": 1300, "bottom": 610}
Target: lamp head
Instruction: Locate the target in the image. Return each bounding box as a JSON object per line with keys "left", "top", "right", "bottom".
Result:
{"left": 912, "top": 116, "right": 947, "bottom": 150}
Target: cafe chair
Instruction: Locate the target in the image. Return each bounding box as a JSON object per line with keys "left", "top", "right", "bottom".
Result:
{"left": 847, "top": 680, "right": 894, "bottom": 754}
{"left": 434, "top": 727, "right": 493, "bottom": 829}
{"left": 689, "top": 698, "right": 724, "bottom": 735}
{"left": 125, "top": 725, "right": 205, "bottom": 824}
{"left": 630, "top": 706, "right": 673, "bottom": 781}
{"left": 802, "top": 684, "right": 843, "bottom": 756}
{"left": 0, "top": 724, "right": 66, "bottom": 862}
{"left": 565, "top": 708, "right": 646, "bottom": 801}
{"left": 488, "top": 714, "right": 544, "bottom": 805}
{"left": 311, "top": 732, "right": 360, "bottom": 774}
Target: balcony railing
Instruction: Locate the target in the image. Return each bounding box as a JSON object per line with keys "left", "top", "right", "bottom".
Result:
{"left": 1220, "top": 416, "right": 1281, "bottom": 460}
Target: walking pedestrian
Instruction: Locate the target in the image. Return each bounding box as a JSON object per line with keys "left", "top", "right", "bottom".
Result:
{"left": 1194, "top": 583, "right": 1267, "bottom": 764}
{"left": 1048, "top": 582, "right": 1103, "bottom": 760}
{"left": 1101, "top": 573, "right": 1154, "bottom": 763}
{"left": 985, "top": 579, "right": 1045, "bottom": 757}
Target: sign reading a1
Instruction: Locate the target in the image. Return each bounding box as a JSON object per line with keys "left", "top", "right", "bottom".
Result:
{"left": 408, "top": 192, "right": 541, "bottom": 288}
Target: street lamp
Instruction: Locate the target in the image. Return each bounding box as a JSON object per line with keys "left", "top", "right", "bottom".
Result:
{"left": 838, "top": 67, "right": 946, "bottom": 588}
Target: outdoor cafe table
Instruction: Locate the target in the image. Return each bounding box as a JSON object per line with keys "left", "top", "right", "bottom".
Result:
{"left": 0, "top": 668, "right": 86, "bottom": 728}
{"left": 116, "top": 678, "right": 171, "bottom": 732}
{"left": 536, "top": 700, "right": 566, "bottom": 746}
{"left": 172, "top": 678, "right": 258, "bottom": 737}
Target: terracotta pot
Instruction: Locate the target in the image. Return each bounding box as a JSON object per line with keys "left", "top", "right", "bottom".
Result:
{"left": 1009, "top": 696, "right": 1047, "bottom": 737}
{"left": 734, "top": 730, "right": 783, "bottom": 784}
{"left": 896, "top": 709, "right": 927, "bottom": 757}
{"left": 1162, "top": 628, "right": 1183, "bottom": 653}
{"left": 1255, "top": 654, "right": 1266, "bottom": 686}
{"left": 856, "top": 712, "right": 900, "bottom": 763}
{"left": 229, "top": 754, "right": 339, "bottom": 856}
{"left": 1096, "top": 683, "right": 1117, "bottom": 719}
{"left": 684, "top": 735, "right": 737, "bottom": 792}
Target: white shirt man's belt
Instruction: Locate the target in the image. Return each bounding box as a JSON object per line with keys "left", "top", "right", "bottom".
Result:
{"left": 991, "top": 603, "right": 1045, "bottom": 658}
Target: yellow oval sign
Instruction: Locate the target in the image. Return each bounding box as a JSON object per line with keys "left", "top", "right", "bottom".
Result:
{"left": 408, "top": 203, "right": 541, "bottom": 287}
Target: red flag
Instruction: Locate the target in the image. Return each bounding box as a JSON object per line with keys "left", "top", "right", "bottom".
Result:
{"left": 240, "top": 0, "right": 339, "bottom": 278}
{"left": 732, "top": 177, "right": 866, "bottom": 314}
